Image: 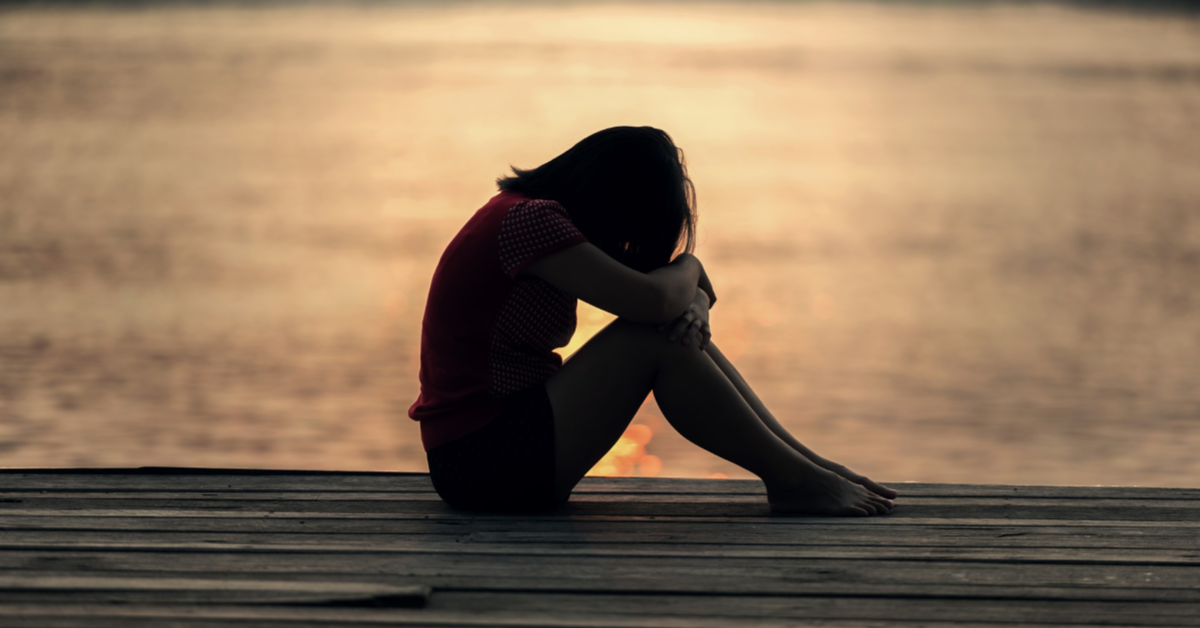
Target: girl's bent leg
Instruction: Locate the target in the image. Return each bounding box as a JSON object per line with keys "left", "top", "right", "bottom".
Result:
{"left": 545, "top": 319, "right": 892, "bottom": 515}
{"left": 544, "top": 320, "right": 666, "bottom": 499}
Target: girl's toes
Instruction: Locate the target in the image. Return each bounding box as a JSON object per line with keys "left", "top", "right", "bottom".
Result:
{"left": 864, "top": 478, "right": 898, "bottom": 499}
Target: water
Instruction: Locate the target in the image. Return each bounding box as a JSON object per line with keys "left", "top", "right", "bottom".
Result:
{"left": 2, "top": 2, "right": 1199, "bottom": 486}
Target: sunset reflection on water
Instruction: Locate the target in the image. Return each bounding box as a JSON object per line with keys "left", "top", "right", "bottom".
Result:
{"left": 2, "top": 2, "right": 1199, "bottom": 486}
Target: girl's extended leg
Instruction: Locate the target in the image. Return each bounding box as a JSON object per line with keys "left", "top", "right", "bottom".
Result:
{"left": 704, "top": 343, "right": 898, "bottom": 500}
{"left": 545, "top": 319, "right": 893, "bottom": 515}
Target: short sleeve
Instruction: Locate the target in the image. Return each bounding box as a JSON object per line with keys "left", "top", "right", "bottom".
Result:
{"left": 498, "top": 199, "right": 588, "bottom": 278}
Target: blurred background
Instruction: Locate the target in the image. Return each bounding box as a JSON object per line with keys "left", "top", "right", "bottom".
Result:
{"left": 1, "top": 1, "right": 1198, "bottom": 486}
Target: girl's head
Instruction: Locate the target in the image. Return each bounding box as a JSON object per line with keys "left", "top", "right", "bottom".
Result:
{"left": 497, "top": 126, "right": 696, "bottom": 273}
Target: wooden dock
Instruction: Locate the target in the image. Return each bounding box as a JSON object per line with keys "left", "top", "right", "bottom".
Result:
{"left": 0, "top": 468, "right": 1197, "bottom": 627}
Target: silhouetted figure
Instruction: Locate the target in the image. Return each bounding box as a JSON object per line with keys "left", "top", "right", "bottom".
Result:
{"left": 410, "top": 126, "right": 896, "bottom": 514}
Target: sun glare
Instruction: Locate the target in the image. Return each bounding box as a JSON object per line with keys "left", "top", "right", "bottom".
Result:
{"left": 586, "top": 423, "right": 660, "bottom": 478}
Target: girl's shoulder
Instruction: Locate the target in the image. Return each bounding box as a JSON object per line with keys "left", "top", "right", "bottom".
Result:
{"left": 503, "top": 196, "right": 570, "bottom": 221}
{"left": 496, "top": 196, "right": 586, "bottom": 279}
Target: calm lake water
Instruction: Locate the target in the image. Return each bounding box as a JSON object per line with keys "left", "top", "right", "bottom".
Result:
{"left": 2, "top": 2, "right": 1199, "bottom": 486}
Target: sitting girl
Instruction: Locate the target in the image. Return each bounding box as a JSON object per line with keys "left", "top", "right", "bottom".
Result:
{"left": 410, "top": 126, "right": 896, "bottom": 515}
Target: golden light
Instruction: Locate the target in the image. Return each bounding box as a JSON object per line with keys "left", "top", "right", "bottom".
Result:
{"left": 586, "top": 423, "right": 659, "bottom": 478}
{"left": 638, "top": 455, "right": 663, "bottom": 477}
{"left": 561, "top": 302, "right": 616, "bottom": 359}
{"left": 625, "top": 424, "right": 653, "bottom": 447}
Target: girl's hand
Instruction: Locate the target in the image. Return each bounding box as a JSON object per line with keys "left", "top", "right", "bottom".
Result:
{"left": 659, "top": 289, "right": 711, "bottom": 350}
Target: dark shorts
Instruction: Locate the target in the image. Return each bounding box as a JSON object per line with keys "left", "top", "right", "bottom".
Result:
{"left": 426, "top": 385, "right": 562, "bottom": 512}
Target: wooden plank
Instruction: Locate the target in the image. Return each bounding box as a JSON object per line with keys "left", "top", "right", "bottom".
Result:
{"left": 578, "top": 479, "right": 1200, "bottom": 501}
{"left": 526, "top": 500, "right": 1200, "bottom": 522}
{"left": 455, "top": 525, "right": 1200, "bottom": 551}
{"left": 0, "top": 575, "right": 428, "bottom": 608}
{"left": 2, "top": 471, "right": 1196, "bottom": 501}
{"left": 3, "top": 534, "right": 1199, "bottom": 563}
{"left": 0, "top": 468, "right": 410, "bottom": 477}
{"left": 5, "top": 491, "right": 1200, "bottom": 513}
{"left": 0, "top": 472, "right": 432, "bottom": 494}
{"left": 0, "top": 486, "right": 1187, "bottom": 509}
{"left": 0, "top": 529, "right": 1192, "bottom": 554}
{"left": 5, "top": 499, "right": 1200, "bottom": 524}
{"left": 6, "top": 508, "right": 1200, "bottom": 531}
{"left": 6, "top": 550, "right": 1200, "bottom": 592}
{"left": 2, "top": 593, "right": 1198, "bottom": 626}
{"left": 0, "top": 526, "right": 1196, "bottom": 554}
{"left": 5, "top": 512, "right": 1200, "bottom": 538}
{"left": 425, "top": 592, "right": 1200, "bottom": 624}
{"left": 1, "top": 526, "right": 1196, "bottom": 551}
{"left": 7, "top": 562, "right": 1200, "bottom": 602}
{"left": 0, "top": 491, "right": 449, "bottom": 502}
{"left": 0, "top": 610, "right": 842, "bottom": 628}
{"left": 0, "top": 609, "right": 776, "bottom": 628}
{"left": 0, "top": 602, "right": 951, "bottom": 628}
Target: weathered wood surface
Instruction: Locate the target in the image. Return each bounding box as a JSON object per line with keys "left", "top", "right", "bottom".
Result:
{"left": 1, "top": 469, "right": 1198, "bottom": 627}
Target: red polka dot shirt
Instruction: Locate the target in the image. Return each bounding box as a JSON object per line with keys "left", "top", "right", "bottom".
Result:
{"left": 409, "top": 191, "right": 589, "bottom": 450}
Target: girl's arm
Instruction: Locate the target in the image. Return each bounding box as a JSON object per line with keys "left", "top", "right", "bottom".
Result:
{"left": 523, "top": 243, "right": 701, "bottom": 324}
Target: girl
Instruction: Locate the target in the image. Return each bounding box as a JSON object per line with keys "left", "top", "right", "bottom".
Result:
{"left": 410, "top": 126, "right": 896, "bottom": 515}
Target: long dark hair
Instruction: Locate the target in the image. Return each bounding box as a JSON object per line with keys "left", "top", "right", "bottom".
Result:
{"left": 497, "top": 126, "right": 697, "bottom": 273}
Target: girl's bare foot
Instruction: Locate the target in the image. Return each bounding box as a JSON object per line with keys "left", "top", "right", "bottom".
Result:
{"left": 809, "top": 458, "right": 898, "bottom": 500}
{"left": 767, "top": 469, "right": 894, "bottom": 516}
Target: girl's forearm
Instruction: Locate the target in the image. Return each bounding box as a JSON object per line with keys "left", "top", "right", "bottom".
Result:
{"left": 648, "top": 253, "right": 702, "bottom": 321}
